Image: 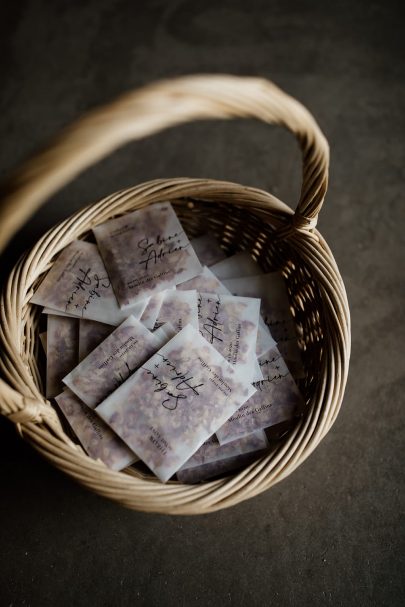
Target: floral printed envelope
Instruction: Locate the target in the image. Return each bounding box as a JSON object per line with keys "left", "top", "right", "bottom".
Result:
{"left": 96, "top": 324, "right": 256, "bottom": 482}
{"left": 93, "top": 202, "right": 202, "bottom": 308}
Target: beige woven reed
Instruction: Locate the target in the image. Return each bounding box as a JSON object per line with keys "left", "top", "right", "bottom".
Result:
{"left": 0, "top": 75, "right": 350, "bottom": 514}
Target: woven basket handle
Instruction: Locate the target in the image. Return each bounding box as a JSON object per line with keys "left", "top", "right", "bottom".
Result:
{"left": 0, "top": 74, "right": 329, "bottom": 253}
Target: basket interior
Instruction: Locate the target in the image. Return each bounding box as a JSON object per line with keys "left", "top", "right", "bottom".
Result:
{"left": 25, "top": 195, "right": 324, "bottom": 483}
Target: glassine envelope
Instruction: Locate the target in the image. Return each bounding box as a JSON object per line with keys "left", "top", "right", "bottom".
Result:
{"left": 152, "top": 322, "right": 177, "bottom": 346}
{"left": 55, "top": 389, "right": 137, "bottom": 471}
{"left": 63, "top": 315, "right": 161, "bottom": 408}
{"left": 93, "top": 202, "right": 202, "bottom": 308}
{"left": 189, "top": 234, "right": 226, "bottom": 267}
{"left": 216, "top": 346, "right": 303, "bottom": 444}
{"left": 197, "top": 292, "right": 261, "bottom": 381}
{"left": 209, "top": 259, "right": 275, "bottom": 356}
{"left": 176, "top": 451, "right": 260, "bottom": 485}
{"left": 46, "top": 315, "right": 79, "bottom": 398}
{"left": 78, "top": 319, "right": 112, "bottom": 361}
{"left": 179, "top": 429, "right": 268, "bottom": 470}
{"left": 209, "top": 251, "right": 262, "bottom": 280}
{"left": 222, "top": 272, "right": 296, "bottom": 343}
{"left": 176, "top": 451, "right": 264, "bottom": 484}
{"left": 139, "top": 291, "right": 167, "bottom": 330}
{"left": 30, "top": 240, "right": 148, "bottom": 324}
{"left": 96, "top": 324, "right": 256, "bottom": 482}
{"left": 155, "top": 289, "right": 199, "bottom": 333}
{"left": 177, "top": 266, "right": 231, "bottom": 295}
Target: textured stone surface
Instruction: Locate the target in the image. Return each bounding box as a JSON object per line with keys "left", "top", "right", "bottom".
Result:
{"left": 0, "top": 1, "right": 404, "bottom": 605}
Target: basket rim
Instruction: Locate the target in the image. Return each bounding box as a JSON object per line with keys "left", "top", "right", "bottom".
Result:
{"left": 0, "top": 177, "right": 350, "bottom": 514}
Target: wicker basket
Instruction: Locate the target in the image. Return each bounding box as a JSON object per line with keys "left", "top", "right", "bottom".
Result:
{"left": 0, "top": 75, "right": 350, "bottom": 514}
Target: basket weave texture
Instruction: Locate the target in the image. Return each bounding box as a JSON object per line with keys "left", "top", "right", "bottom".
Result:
{"left": 0, "top": 75, "right": 350, "bottom": 514}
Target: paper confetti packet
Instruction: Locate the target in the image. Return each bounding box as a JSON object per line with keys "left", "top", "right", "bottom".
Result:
{"left": 277, "top": 338, "right": 305, "bottom": 379}
{"left": 197, "top": 292, "right": 261, "bottom": 381}
{"left": 223, "top": 272, "right": 300, "bottom": 361}
{"left": 39, "top": 332, "right": 47, "bottom": 355}
{"left": 93, "top": 202, "right": 202, "bottom": 308}
{"left": 55, "top": 389, "right": 137, "bottom": 471}
{"left": 177, "top": 265, "right": 230, "bottom": 294}
{"left": 155, "top": 289, "right": 199, "bottom": 332}
{"left": 139, "top": 290, "right": 167, "bottom": 330}
{"left": 30, "top": 240, "right": 148, "bottom": 324}
{"left": 216, "top": 345, "right": 303, "bottom": 444}
{"left": 189, "top": 234, "right": 226, "bottom": 267}
{"left": 152, "top": 322, "right": 177, "bottom": 346}
{"left": 176, "top": 451, "right": 264, "bottom": 484}
{"left": 96, "top": 324, "right": 256, "bottom": 482}
{"left": 179, "top": 430, "right": 268, "bottom": 470}
{"left": 209, "top": 251, "right": 262, "bottom": 280}
{"left": 222, "top": 272, "right": 295, "bottom": 342}
{"left": 46, "top": 315, "right": 79, "bottom": 398}
{"left": 255, "top": 316, "right": 277, "bottom": 359}
{"left": 209, "top": 257, "right": 275, "bottom": 357}
{"left": 63, "top": 315, "right": 161, "bottom": 408}
{"left": 78, "top": 319, "right": 113, "bottom": 361}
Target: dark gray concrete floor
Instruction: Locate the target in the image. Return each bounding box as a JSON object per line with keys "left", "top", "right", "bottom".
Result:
{"left": 0, "top": 1, "right": 404, "bottom": 606}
